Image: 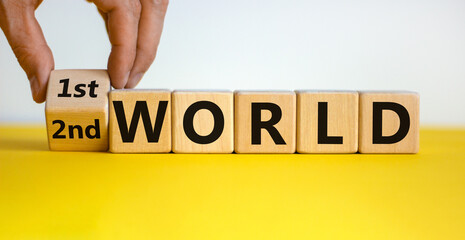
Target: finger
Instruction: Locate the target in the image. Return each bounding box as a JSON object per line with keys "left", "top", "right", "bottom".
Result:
{"left": 0, "top": 1, "right": 54, "bottom": 103}
{"left": 125, "top": 0, "right": 169, "bottom": 88}
{"left": 93, "top": 0, "right": 141, "bottom": 89}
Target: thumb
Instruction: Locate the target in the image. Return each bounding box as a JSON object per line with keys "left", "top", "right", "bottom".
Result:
{"left": 0, "top": 3, "right": 54, "bottom": 103}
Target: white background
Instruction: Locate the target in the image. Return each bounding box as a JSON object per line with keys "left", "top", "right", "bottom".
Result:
{"left": 1, "top": 0, "right": 464, "bottom": 125}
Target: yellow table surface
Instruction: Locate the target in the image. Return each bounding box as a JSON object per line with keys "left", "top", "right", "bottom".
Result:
{"left": 0, "top": 126, "right": 464, "bottom": 240}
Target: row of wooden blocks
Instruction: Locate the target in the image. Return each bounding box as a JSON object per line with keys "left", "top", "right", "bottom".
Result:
{"left": 45, "top": 70, "right": 419, "bottom": 153}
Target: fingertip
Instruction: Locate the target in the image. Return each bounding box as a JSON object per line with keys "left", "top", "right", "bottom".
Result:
{"left": 125, "top": 72, "right": 144, "bottom": 89}
{"left": 29, "top": 76, "right": 40, "bottom": 103}
{"left": 28, "top": 56, "right": 53, "bottom": 104}
{"left": 35, "top": 82, "right": 47, "bottom": 104}
{"left": 109, "top": 70, "right": 130, "bottom": 89}
{"left": 33, "top": 92, "right": 46, "bottom": 103}
{"left": 29, "top": 75, "right": 47, "bottom": 103}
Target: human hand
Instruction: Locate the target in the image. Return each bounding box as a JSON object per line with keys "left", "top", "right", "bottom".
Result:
{"left": 0, "top": 0, "right": 169, "bottom": 103}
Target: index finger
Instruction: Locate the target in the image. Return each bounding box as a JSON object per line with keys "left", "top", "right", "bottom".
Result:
{"left": 94, "top": 0, "right": 141, "bottom": 89}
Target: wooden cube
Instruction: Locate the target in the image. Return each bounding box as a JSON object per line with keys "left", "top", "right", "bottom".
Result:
{"left": 45, "top": 70, "right": 110, "bottom": 151}
{"left": 296, "top": 91, "right": 358, "bottom": 153}
{"left": 235, "top": 91, "right": 296, "bottom": 153}
{"left": 359, "top": 91, "right": 419, "bottom": 153}
{"left": 172, "top": 91, "right": 234, "bottom": 153}
{"left": 109, "top": 90, "right": 171, "bottom": 153}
